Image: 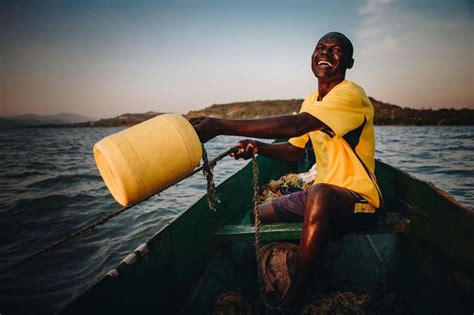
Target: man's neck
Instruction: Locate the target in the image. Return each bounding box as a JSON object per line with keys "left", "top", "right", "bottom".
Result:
{"left": 317, "top": 77, "right": 345, "bottom": 101}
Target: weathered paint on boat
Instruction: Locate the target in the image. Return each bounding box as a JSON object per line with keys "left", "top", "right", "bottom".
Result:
{"left": 62, "top": 152, "right": 473, "bottom": 314}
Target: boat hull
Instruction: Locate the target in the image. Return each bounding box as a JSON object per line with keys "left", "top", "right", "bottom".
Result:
{"left": 62, "top": 155, "right": 473, "bottom": 314}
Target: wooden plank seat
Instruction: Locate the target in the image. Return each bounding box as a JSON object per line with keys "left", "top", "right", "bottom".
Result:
{"left": 216, "top": 212, "right": 410, "bottom": 243}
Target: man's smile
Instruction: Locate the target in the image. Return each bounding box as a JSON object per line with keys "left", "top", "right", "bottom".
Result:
{"left": 317, "top": 60, "right": 333, "bottom": 68}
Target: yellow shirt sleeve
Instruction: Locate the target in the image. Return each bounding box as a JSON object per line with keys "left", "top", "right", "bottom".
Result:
{"left": 288, "top": 93, "right": 314, "bottom": 148}
{"left": 302, "top": 85, "right": 365, "bottom": 137}
{"left": 289, "top": 133, "right": 309, "bottom": 148}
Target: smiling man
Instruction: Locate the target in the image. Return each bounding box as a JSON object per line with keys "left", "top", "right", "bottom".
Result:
{"left": 191, "top": 32, "right": 381, "bottom": 305}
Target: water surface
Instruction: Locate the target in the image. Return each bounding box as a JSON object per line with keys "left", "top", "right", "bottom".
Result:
{"left": 0, "top": 126, "right": 472, "bottom": 314}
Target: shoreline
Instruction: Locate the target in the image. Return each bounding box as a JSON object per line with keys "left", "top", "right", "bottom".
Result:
{"left": 4, "top": 123, "right": 474, "bottom": 129}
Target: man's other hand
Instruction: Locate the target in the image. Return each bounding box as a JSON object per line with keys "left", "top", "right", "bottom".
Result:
{"left": 189, "top": 116, "right": 218, "bottom": 143}
{"left": 230, "top": 140, "right": 258, "bottom": 160}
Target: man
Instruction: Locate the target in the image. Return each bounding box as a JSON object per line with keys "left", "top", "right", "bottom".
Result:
{"left": 191, "top": 32, "right": 381, "bottom": 305}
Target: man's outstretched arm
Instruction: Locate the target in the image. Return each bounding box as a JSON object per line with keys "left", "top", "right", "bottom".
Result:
{"left": 190, "top": 113, "right": 327, "bottom": 143}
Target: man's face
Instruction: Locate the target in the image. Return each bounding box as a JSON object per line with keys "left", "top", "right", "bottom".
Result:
{"left": 311, "top": 35, "right": 352, "bottom": 79}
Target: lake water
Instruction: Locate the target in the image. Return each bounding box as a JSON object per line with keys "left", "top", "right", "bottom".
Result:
{"left": 0, "top": 126, "right": 472, "bottom": 314}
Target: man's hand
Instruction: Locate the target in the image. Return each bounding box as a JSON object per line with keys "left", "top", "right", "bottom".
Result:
{"left": 189, "top": 116, "right": 218, "bottom": 143}
{"left": 230, "top": 140, "right": 258, "bottom": 160}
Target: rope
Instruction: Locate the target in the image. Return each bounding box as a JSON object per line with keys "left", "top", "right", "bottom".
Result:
{"left": 202, "top": 145, "right": 220, "bottom": 211}
{"left": 250, "top": 158, "right": 274, "bottom": 312}
{"left": 1, "top": 147, "right": 234, "bottom": 274}
{"left": 252, "top": 156, "right": 263, "bottom": 279}
{"left": 251, "top": 155, "right": 295, "bottom": 313}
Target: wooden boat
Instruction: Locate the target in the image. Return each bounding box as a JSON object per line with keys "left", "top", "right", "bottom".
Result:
{"left": 62, "top": 149, "right": 473, "bottom": 314}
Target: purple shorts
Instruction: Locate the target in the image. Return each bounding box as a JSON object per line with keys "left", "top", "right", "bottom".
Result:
{"left": 271, "top": 190, "right": 377, "bottom": 235}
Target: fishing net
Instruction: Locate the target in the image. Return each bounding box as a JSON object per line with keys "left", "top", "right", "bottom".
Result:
{"left": 214, "top": 291, "right": 253, "bottom": 315}
{"left": 259, "top": 166, "right": 316, "bottom": 203}
{"left": 259, "top": 242, "right": 298, "bottom": 298}
{"left": 303, "top": 291, "right": 370, "bottom": 315}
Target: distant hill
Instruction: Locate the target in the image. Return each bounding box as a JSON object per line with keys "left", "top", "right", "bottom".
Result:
{"left": 370, "top": 98, "right": 474, "bottom": 125}
{"left": 58, "top": 111, "right": 164, "bottom": 127}
{"left": 0, "top": 113, "right": 94, "bottom": 128}
{"left": 186, "top": 98, "right": 474, "bottom": 125}
{"left": 186, "top": 99, "right": 303, "bottom": 119}
{"left": 10, "top": 98, "right": 473, "bottom": 128}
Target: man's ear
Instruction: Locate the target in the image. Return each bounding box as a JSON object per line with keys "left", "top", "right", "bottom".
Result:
{"left": 347, "top": 58, "right": 354, "bottom": 69}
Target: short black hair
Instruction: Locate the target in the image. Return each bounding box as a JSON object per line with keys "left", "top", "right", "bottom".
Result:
{"left": 321, "top": 32, "right": 354, "bottom": 60}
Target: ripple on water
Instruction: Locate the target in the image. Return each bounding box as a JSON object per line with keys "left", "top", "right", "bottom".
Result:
{"left": 26, "top": 174, "right": 102, "bottom": 189}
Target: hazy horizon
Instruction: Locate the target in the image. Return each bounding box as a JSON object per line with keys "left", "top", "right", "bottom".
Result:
{"left": 1, "top": 0, "right": 473, "bottom": 118}
{"left": 1, "top": 95, "right": 473, "bottom": 121}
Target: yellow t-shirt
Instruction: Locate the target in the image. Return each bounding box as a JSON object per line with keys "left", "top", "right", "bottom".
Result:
{"left": 289, "top": 80, "right": 381, "bottom": 212}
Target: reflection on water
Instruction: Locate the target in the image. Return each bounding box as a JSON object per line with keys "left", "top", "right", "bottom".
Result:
{"left": 0, "top": 126, "right": 472, "bottom": 313}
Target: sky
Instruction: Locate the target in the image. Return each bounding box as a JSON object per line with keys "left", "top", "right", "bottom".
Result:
{"left": 1, "top": 0, "right": 473, "bottom": 118}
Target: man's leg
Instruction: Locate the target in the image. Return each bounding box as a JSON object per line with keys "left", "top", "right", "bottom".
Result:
{"left": 258, "top": 191, "right": 309, "bottom": 223}
{"left": 256, "top": 185, "right": 356, "bottom": 303}
{"left": 283, "top": 183, "right": 355, "bottom": 304}
{"left": 256, "top": 202, "right": 282, "bottom": 223}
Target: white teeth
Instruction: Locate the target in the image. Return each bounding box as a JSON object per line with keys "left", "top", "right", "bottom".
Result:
{"left": 318, "top": 61, "right": 332, "bottom": 66}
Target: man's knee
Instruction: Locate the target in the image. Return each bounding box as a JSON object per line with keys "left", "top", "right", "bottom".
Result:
{"left": 305, "top": 184, "right": 339, "bottom": 223}
{"left": 305, "top": 183, "right": 354, "bottom": 224}
{"left": 253, "top": 202, "right": 280, "bottom": 223}
{"left": 307, "top": 183, "right": 339, "bottom": 208}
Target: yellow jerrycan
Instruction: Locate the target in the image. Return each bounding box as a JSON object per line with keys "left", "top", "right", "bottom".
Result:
{"left": 93, "top": 114, "right": 202, "bottom": 206}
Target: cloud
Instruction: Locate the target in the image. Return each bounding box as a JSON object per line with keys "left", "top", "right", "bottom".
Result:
{"left": 356, "top": 0, "right": 469, "bottom": 57}
{"left": 358, "top": 0, "right": 393, "bottom": 15}
{"left": 351, "top": 0, "right": 473, "bottom": 108}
